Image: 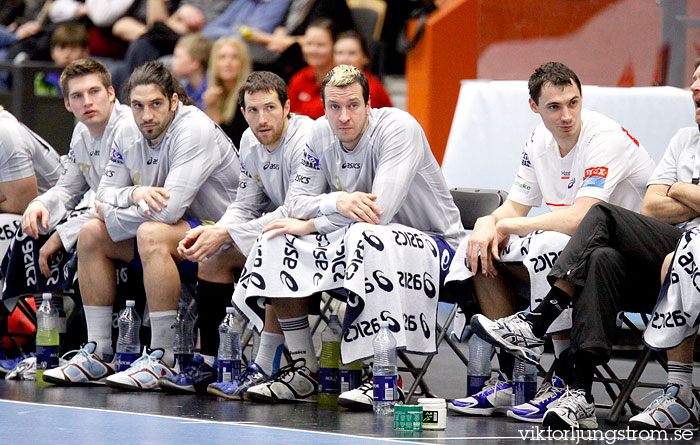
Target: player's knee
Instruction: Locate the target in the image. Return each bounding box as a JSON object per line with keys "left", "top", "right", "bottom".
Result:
{"left": 77, "top": 219, "right": 110, "bottom": 255}
{"left": 136, "top": 221, "right": 171, "bottom": 258}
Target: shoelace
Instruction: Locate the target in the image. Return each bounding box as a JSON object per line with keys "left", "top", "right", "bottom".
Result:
{"left": 530, "top": 381, "right": 556, "bottom": 402}
{"left": 557, "top": 387, "right": 588, "bottom": 414}
{"left": 639, "top": 388, "right": 672, "bottom": 413}
{"left": 59, "top": 345, "right": 91, "bottom": 364}
{"left": 273, "top": 359, "right": 305, "bottom": 382}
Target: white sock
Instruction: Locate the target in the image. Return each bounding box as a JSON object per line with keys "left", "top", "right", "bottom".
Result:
{"left": 149, "top": 310, "right": 177, "bottom": 367}
{"left": 279, "top": 315, "right": 318, "bottom": 373}
{"left": 668, "top": 361, "right": 694, "bottom": 405}
{"left": 83, "top": 305, "right": 113, "bottom": 360}
{"left": 552, "top": 338, "right": 571, "bottom": 358}
{"left": 254, "top": 331, "right": 285, "bottom": 376}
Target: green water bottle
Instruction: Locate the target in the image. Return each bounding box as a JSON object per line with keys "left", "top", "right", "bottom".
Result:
{"left": 36, "top": 293, "right": 59, "bottom": 384}
{"left": 318, "top": 315, "right": 342, "bottom": 406}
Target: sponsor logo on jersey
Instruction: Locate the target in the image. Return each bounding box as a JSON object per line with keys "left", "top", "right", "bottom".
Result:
{"left": 89, "top": 150, "right": 101, "bottom": 157}
{"left": 561, "top": 170, "right": 570, "bottom": 179}
{"left": 110, "top": 146, "right": 124, "bottom": 164}
{"left": 302, "top": 145, "right": 320, "bottom": 170}
{"left": 581, "top": 166, "right": 608, "bottom": 189}
{"left": 514, "top": 180, "right": 531, "bottom": 191}
{"left": 294, "top": 173, "right": 310, "bottom": 184}
{"left": 568, "top": 178, "right": 576, "bottom": 189}
{"left": 521, "top": 151, "right": 531, "bottom": 167}
{"left": 146, "top": 157, "right": 158, "bottom": 165}
{"left": 263, "top": 162, "right": 280, "bottom": 170}
{"left": 342, "top": 162, "right": 361, "bottom": 169}
{"left": 68, "top": 147, "right": 76, "bottom": 163}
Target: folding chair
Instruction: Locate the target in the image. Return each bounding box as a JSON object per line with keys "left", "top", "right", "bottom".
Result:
{"left": 400, "top": 187, "right": 507, "bottom": 401}
{"left": 604, "top": 313, "right": 700, "bottom": 423}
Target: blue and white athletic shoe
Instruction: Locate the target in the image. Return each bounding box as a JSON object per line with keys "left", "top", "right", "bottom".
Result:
{"left": 470, "top": 312, "right": 544, "bottom": 365}
{"left": 507, "top": 376, "right": 566, "bottom": 423}
{"left": 448, "top": 372, "right": 513, "bottom": 415}
{"left": 207, "top": 361, "right": 271, "bottom": 400}
{"left": 0, "top": 353, "right": 33, "bottom": 376}
{"left": 42, "top": 342, "right": 115, "bottom": 385}
{"left": 629, "top": 384, "right": 699, "bottom": 431}
{"left": 158, "top": 355, "right": 217, "bottom": 394}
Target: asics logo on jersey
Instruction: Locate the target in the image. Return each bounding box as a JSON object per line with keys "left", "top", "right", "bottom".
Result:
{"left": 521, "top": 152, "right": 531, "bottom": 167}
{"left": 294, "top": 174, "right": 310, "bottom": 184}
{"left": 263, "top": 162, "right": 280, "bottom": 170}
{"left": 568, "top": 178, "right": 576, "bottom": 189}
{"left": 89, "top": 150, "right": 101, "bottom": 157}
{"left": 342, "top": 162, "right": 361, "bottom": 169}
{"left": 146, "top": 157, "right": 158, "bottom": 165}
{"left": 104, "top": 169, "right": 114, "bottom": 177}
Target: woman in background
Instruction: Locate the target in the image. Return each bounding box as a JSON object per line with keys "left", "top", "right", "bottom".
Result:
{"left": 287, "top": 18, "right": 335, "bottom": 119}
{"left": 203, "top": 36, "right": 252, "bottom": 146}
{"left": 333, "top": 30, "right": 392, "bottom": 109}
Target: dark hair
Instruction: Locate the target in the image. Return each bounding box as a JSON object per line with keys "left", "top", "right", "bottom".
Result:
{"left": 59, "top": 58, "right": 112, "bottom": 99}
{"left": 528, "top": 62, "right": 582, "bottom": 105}
{"left": 125, "top": 61, "right": 194, "bottom": 106}
{"left": 306, "top": 17, "right": 338, "bottom": 43}
{"left": 238, "top": 71, "right": 288, "bottom": 110}
{"left": 336, "top": 30, "right": 370, "bottom": 60}
{"left": 51, "top": 23, "right": 88, "bottom": 50}
{"left": 321, "top": 64, "right": 370, "bottom": 106}
{"left": 695, "top": 58, "right": 700, "bottom": 69}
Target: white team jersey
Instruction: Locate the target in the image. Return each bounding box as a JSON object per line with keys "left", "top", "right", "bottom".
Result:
{"left": 216, "top": 114, "right": 312, "bottom": 255}
{"left": 508, "top": 109, "right": 655, "bottom": 213}
{"left": 0, "top": 110, "right": 62, "bottom": 194}
{"left": 287, "top": 107, "right": 465, "bottom": 251}
{"left": 96, "top": 103, "right": 240, "bottom": 242}
{"left": 647, "top": 126, "right": 700, "bottom": 229}
{"left": 36, "top": 101, "right": 133, "bottom": 250}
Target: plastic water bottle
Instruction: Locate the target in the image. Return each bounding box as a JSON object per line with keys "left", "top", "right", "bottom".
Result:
{"left": 217, "top": 307, "right": 242, "bottom": 382}
{"left": 318, "top": 314, "right": 342, "bottom": 406}
{"left": 372, "top": 320, "right": 398, "bottom": 415}
{"left": 36, "top": 293, "right": 59, "bottom": 383}
{"left": 115, "top": 300, "right": 141, "bottom": 372}
{"left": 513, "top": 358, "right": 537, "bottom": 405}
{"left": 173, "top": 301, "right": 196, "bottom": 367}
{"left": 467, "top": 334, "right": 493, "bottom": 395}
{"left": 340, "top": 360, "right": 363, "bottom": 394}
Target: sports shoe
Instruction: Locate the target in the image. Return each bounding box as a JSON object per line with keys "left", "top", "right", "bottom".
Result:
{"left": 0, "top": 353, "right": 33, "bottom": 377}
{"left": 105, "top": 347, "right": 177, "bottom": 391}
{"left": 5, "top": 356, "right": 37, "bottom": 380}
{"left": 337, "top": 376, "right": 406, "bottom": 411}
{"left": 158, "top": 355, "right": 216, "bottom": 394}
{"left": 628, "top": 384, "right": 699, "bottom": 431}
{"left": 207, "top": 361, "right": 271, "bottom": 400}
{"left": 448, "top": 372, "right": 513, "bottom": 415}
{"left": 42, "top": 342, "right": 115, "bottom": 385}
{"left": 543, "top": 387, "right": 598, "bottom": 430}
{"left": 507, "top": 376, "right": 566, "bottom": 423}
{"left": 246, "top": 359, "right": 318, "bottom": 403}
{"left": 470, "top": 312, "right": 544, "bottom": 365}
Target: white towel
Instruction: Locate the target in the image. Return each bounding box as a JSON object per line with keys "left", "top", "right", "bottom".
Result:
{"left": 232, "top": 222, "right": 441, "bottom": 364}
{"left": 446, "top": 230, "right": 573, "bottom": 337}
{"left": 643, "top": 228, "right": 700, "bottom": 350}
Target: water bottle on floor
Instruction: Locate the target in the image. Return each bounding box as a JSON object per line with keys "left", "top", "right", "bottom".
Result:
{"left": 217, "top": 307, "right": 242, "bottom": 382}
{"left": 36, "top": 293, "right": 59, "bottom": 383}
{"left": 373, "top": 320, "right": 398, "bottom": 415}
{"left": 115, "top": 300, "right": 141, "bottom": 372}
{"left": 467, "top": 334, "right": 493, "bottom": 395}
{"left": 513, "top": 358, "right": 537, "bottom": 405}
{"left": 318, "top": 315, "right": 342, "bottom": 406}
{"left": 174, "top": 301, "right": 196, "bottom": 367}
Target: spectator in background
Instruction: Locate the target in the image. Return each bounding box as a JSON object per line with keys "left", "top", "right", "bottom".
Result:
{"left": 239, "top": 0, "right": 353, "bottom": 80}
{"left": 35, "top": 23, "right": 89, "bottom": 96}
{"left": 333, "top": 30, "right": 392, "bottom": 109}
{"left": 203, "top": 37, "right": 252, "bottom": 147}
{"left": 287, "top": 18, "right": 335, "bottom": 120}
{"left": 171, "top": 33, "right": 212, "bottom": 110}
